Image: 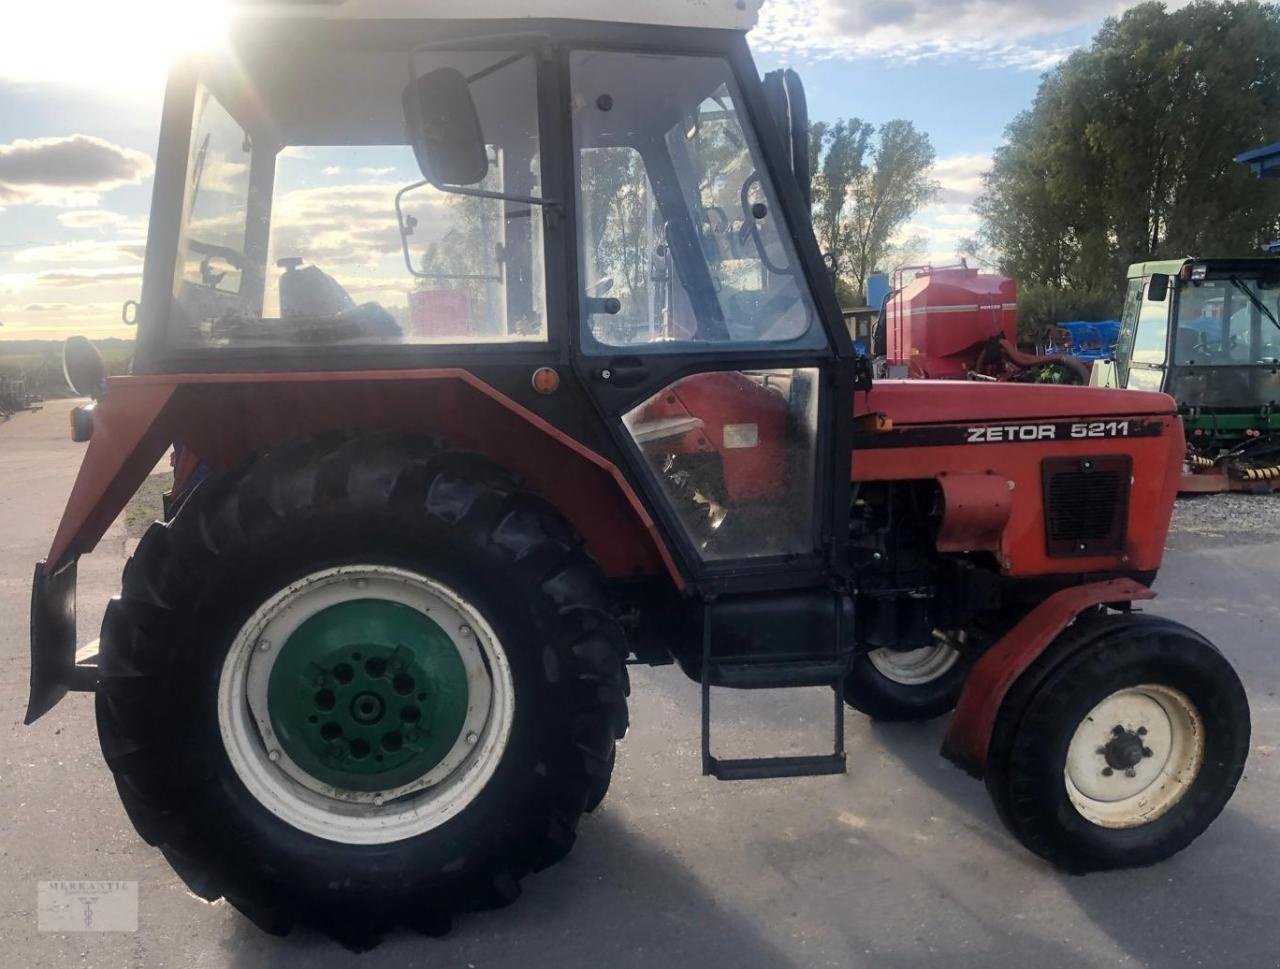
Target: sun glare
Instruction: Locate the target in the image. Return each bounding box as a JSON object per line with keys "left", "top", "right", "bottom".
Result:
{"left": 0, "top": 0, "right": 232, "bottom": 90}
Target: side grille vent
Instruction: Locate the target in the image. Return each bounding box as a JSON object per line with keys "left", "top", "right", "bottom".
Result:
{"left": 1042, "top": 456, "right": 1132, "bottom": 557}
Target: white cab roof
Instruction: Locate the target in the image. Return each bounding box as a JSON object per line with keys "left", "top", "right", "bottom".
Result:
{"left": 232, "top": 0, "right": 762, "bottom": 31}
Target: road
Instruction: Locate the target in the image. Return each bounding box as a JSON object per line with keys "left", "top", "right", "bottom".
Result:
{"left": 2, "top": 399, "right": 1278, "bottom": 968}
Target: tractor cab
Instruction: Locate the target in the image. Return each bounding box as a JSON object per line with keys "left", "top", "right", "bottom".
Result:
{"left": 1097, "top": 257, "right": 1280, "bottom": 484}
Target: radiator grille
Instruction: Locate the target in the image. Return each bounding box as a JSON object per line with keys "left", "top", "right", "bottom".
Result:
{"left": 1042, "top": 456, "right": 1132, "bottom": 557}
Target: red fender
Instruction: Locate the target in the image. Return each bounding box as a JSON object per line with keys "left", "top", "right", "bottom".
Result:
{"left": 941, "top": 577, "right": 1156, "bottom": 776}
{"left": 43, "top": 370, "right": 683, "bottom": 588}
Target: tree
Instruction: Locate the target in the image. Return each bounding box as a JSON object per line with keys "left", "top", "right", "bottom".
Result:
{"left": 975, "top": 1, "right": 1280, "bottom": 307}
{"left": 809, "top": 120, "right": 938, "bottom": 304}
{"left": 808, "top": 119, "right": 873, "bottom": 293}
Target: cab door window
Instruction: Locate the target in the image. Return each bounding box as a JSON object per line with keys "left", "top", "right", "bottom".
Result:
{"left": 622, "top": 369, "right": 820, "bottom": 561}
{"left": 571, "top": 50, "right": 823, "bottom": 351}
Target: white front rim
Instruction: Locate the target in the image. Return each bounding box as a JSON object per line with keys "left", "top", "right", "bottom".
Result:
{"left": 1064, "top": 684, "right": 1204, "bottom": 829}
{"left": 868, "top": 642, "right": 961, "bottom": 686}
{"left": 217, "top": 565, "right": 515, "bottom": 845}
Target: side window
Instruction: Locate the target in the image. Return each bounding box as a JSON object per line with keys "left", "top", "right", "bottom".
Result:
{"left": 571, "top": 50, "right": 822, "bottom": 351}
{"left": 622, "top": 369, "right": 820, "bottom": 561}
{"left": 1132, "top": 290, "right": 1170, "bottom": 366}
{"left": 173, "top": 85, "right": 253, "bottom": 328}
{"left": 170, "top": 48, "right": 547, "bottom": 349}
{"left": 1114, "top": 279, "right": 1143, "bottom": 382}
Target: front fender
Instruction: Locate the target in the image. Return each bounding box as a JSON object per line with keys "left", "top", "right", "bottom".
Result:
{"left": 941, "top": 577, "right": 1157, "bottom": 776}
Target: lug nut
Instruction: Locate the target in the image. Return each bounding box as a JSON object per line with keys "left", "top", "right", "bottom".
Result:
{"left": 268, "top": 749, "right": 281, "bottom": 763}
{"left": 372, "top": 794, "right": 384, "bottom": 807}
{"left": 1112, "top": 725, "right": 1125, "bottom": 736}
{"left": 459, "top": 625, "right": 473, "bottom": 638}
{"left": 1137, "top": 726, "right": 1148, "bottom": 736}
{"left": 1125, "top": 768, "right": 1137, "bottom": 778}
{"left": 466, "top": 731, "right": 478, "bottom": 745}
{"left": 258, "top": 639, "right": 271, "bottom": 652}
{"left": 1142, "top": 747, "right": 1153, "bottom": 758}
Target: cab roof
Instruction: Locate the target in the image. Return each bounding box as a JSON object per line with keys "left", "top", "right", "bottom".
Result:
{"left": 1126, "top": 257, "right": 1280, "bottom": 278}
{"left": 229, "top": 0, "right": 762, "bottom": 31}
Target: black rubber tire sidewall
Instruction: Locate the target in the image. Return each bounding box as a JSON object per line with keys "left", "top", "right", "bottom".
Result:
{"left": 95, "top": 435, "right": 628, "bottom": 935}
{"left": 843, "top": 648, "right": 968, "bottom": 722}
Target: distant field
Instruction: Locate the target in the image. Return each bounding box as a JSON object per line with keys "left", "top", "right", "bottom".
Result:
{"left": 0, "top": 339, "right": 134, "bottom": 396}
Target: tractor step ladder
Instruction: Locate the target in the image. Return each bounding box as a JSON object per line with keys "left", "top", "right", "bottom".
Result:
{"left": 699, "top": 602, "right": 849, "bottom": 781}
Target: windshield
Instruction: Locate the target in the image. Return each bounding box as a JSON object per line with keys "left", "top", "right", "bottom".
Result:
{"left": 571, "top": 50, "right": 821, "bottom": 350}
{"left": 1173, "top": 278, "right": 1280, "bottom": 365}
{"left": 168, "top": 45, "right": 546, "bottom": 348}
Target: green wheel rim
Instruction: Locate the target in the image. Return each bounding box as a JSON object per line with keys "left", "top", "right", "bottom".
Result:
{"left": 266, "top": 599, "right": 470, "bottom": 792}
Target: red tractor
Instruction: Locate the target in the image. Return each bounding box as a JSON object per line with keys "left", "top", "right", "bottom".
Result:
{"left": 29, "top": 0, "right": 1249, "bottom": 944}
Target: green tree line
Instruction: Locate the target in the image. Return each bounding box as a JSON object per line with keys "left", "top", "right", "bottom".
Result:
{"left": 974, "top": 0, "right": 1280, "bottom": 338}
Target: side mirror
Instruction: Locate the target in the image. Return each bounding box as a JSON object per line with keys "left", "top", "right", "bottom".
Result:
{"left": 1147, "top": 273, "right": 1170, "bottom": 302}
{"left": 762, "top": 69, "right": 811, "bottom": 208}
{"left": 62, "top": 336, "right": 107, "bottom": 401}
{"left": 402, "top": 68, "right": 489, "bottom": 186}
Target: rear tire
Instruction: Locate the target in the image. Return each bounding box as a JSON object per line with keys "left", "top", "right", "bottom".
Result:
{"left": 985, "top": 614, "right": 1249, "bottom": 872}
{"left": 95, "top": 433, "right": 629, "bottom": 944}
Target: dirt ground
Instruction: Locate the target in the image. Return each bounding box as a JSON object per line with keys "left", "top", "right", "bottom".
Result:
{"left": 2, "top": 399, "right": 1278, "bottom": 968}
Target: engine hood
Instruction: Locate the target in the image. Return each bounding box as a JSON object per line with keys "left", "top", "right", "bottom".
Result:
{"left": 857, "top": 380, "right": 1177, "bottom": 427}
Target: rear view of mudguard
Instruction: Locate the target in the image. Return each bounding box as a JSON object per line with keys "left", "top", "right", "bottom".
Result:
{"left": 26, "top": 560, "right": 95, "bottom": 724}
{"left": 941, "top": 577, "right": 1156, "bottom": 776}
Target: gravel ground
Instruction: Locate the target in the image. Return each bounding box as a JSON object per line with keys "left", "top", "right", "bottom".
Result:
{"left": 1171, "top": 491, "right": 1280, "bottom": 541}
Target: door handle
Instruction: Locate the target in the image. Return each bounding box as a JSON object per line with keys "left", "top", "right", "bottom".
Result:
{"left": 593, "top": 358, "right": 649, "bottom": 388}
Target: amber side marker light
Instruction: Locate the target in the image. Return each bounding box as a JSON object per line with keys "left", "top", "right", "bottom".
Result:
{"left": 532, "top": 367, "right": 561, "bottom": 395}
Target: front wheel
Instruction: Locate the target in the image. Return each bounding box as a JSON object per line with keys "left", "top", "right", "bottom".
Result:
{"left": 843, "top": 638, "right": 967, "bottom": 722}
{"left": 95, "top": 435, "right": 629, "bottom": 943}
{"left": 985, "top": 614, "right": 1249, "bottom": 872}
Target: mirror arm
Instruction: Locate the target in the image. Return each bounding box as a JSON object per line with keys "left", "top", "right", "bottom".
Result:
{"left": 429, "top": 182, "right": 559, "bottom": 208}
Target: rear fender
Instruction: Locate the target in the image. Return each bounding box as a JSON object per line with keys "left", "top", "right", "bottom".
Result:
{"left": 42, "top": 371, "right": 680, "bottom": 587}
{"left": 941, "top": 577, "right": 1156, "bottom": 777}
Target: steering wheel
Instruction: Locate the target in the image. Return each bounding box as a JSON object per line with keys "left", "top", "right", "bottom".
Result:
{"left": 1192, "top": 333, "right": 1238, "bottom": 361}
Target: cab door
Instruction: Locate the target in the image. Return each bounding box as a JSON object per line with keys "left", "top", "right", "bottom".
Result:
{"left": 1115, "top": 276, "right": 1173, "bottom": 393}
{"left": 564, "top": 45, "right": 852, "bottom": 594}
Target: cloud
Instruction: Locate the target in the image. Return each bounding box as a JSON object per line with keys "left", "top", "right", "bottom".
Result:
{"left": 22, "top": 302, "right": 75, "bottom": 312}
{"left": 751, "top": 0, "right": 1183, "bottom": 68}
{"left": 12, "top": 239, "right": 146, "bottom": 266}
{"left": 34, "top": 268, "right": 142, "bottom": 288}
{"left": 894, "top": 201, "right": 981, "bottom": 265}
{"left": 268, "top": 181, "right": 446, "bottom": 270}
{"left": 0, "top": 134, "right": 154, "bottom": 206}
{"left": 931, "top": 153, "right": 991, "bottom": 205}
{"left": 57, "top": 208, "right": 134, "bottom": 229}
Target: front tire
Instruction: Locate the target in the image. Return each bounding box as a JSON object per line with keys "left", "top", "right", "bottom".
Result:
{"left": 985, "top": 614, "right": 1249, "bottom": 872}
{"left": 95, "top": 434, "right": 629, "bottom": 943}
{"left": 843, "top": 639, "right": 966, "bottom": 722}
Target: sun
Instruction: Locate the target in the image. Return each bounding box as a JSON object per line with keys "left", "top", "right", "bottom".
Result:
{"left": 0, "top": 0, "right": 232, "bottom": 91}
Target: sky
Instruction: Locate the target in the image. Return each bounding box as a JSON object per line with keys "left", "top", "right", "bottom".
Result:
{"left": 0, "top": 0, "right": 1169, "bottom": 342}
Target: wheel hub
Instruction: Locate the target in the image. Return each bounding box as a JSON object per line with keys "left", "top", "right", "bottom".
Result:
{"left": 1101, "top": 725, "right": 1150, "bottom": 772}
{"left": 1064, "top": 684, "right": 1205, "bottom": 829}
{"left": 266, "top": 599, "right": 470, "bottom": 793}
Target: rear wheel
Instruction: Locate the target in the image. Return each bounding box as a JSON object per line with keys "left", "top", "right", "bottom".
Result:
{"left": 96, "top": 434, "right": 629, "bottom": 943}
{"left": 985, "top": 614, "right": 1249, "bottom": 872}
{"left": 843, "top": 638, "right": 966, "bottom": 722}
